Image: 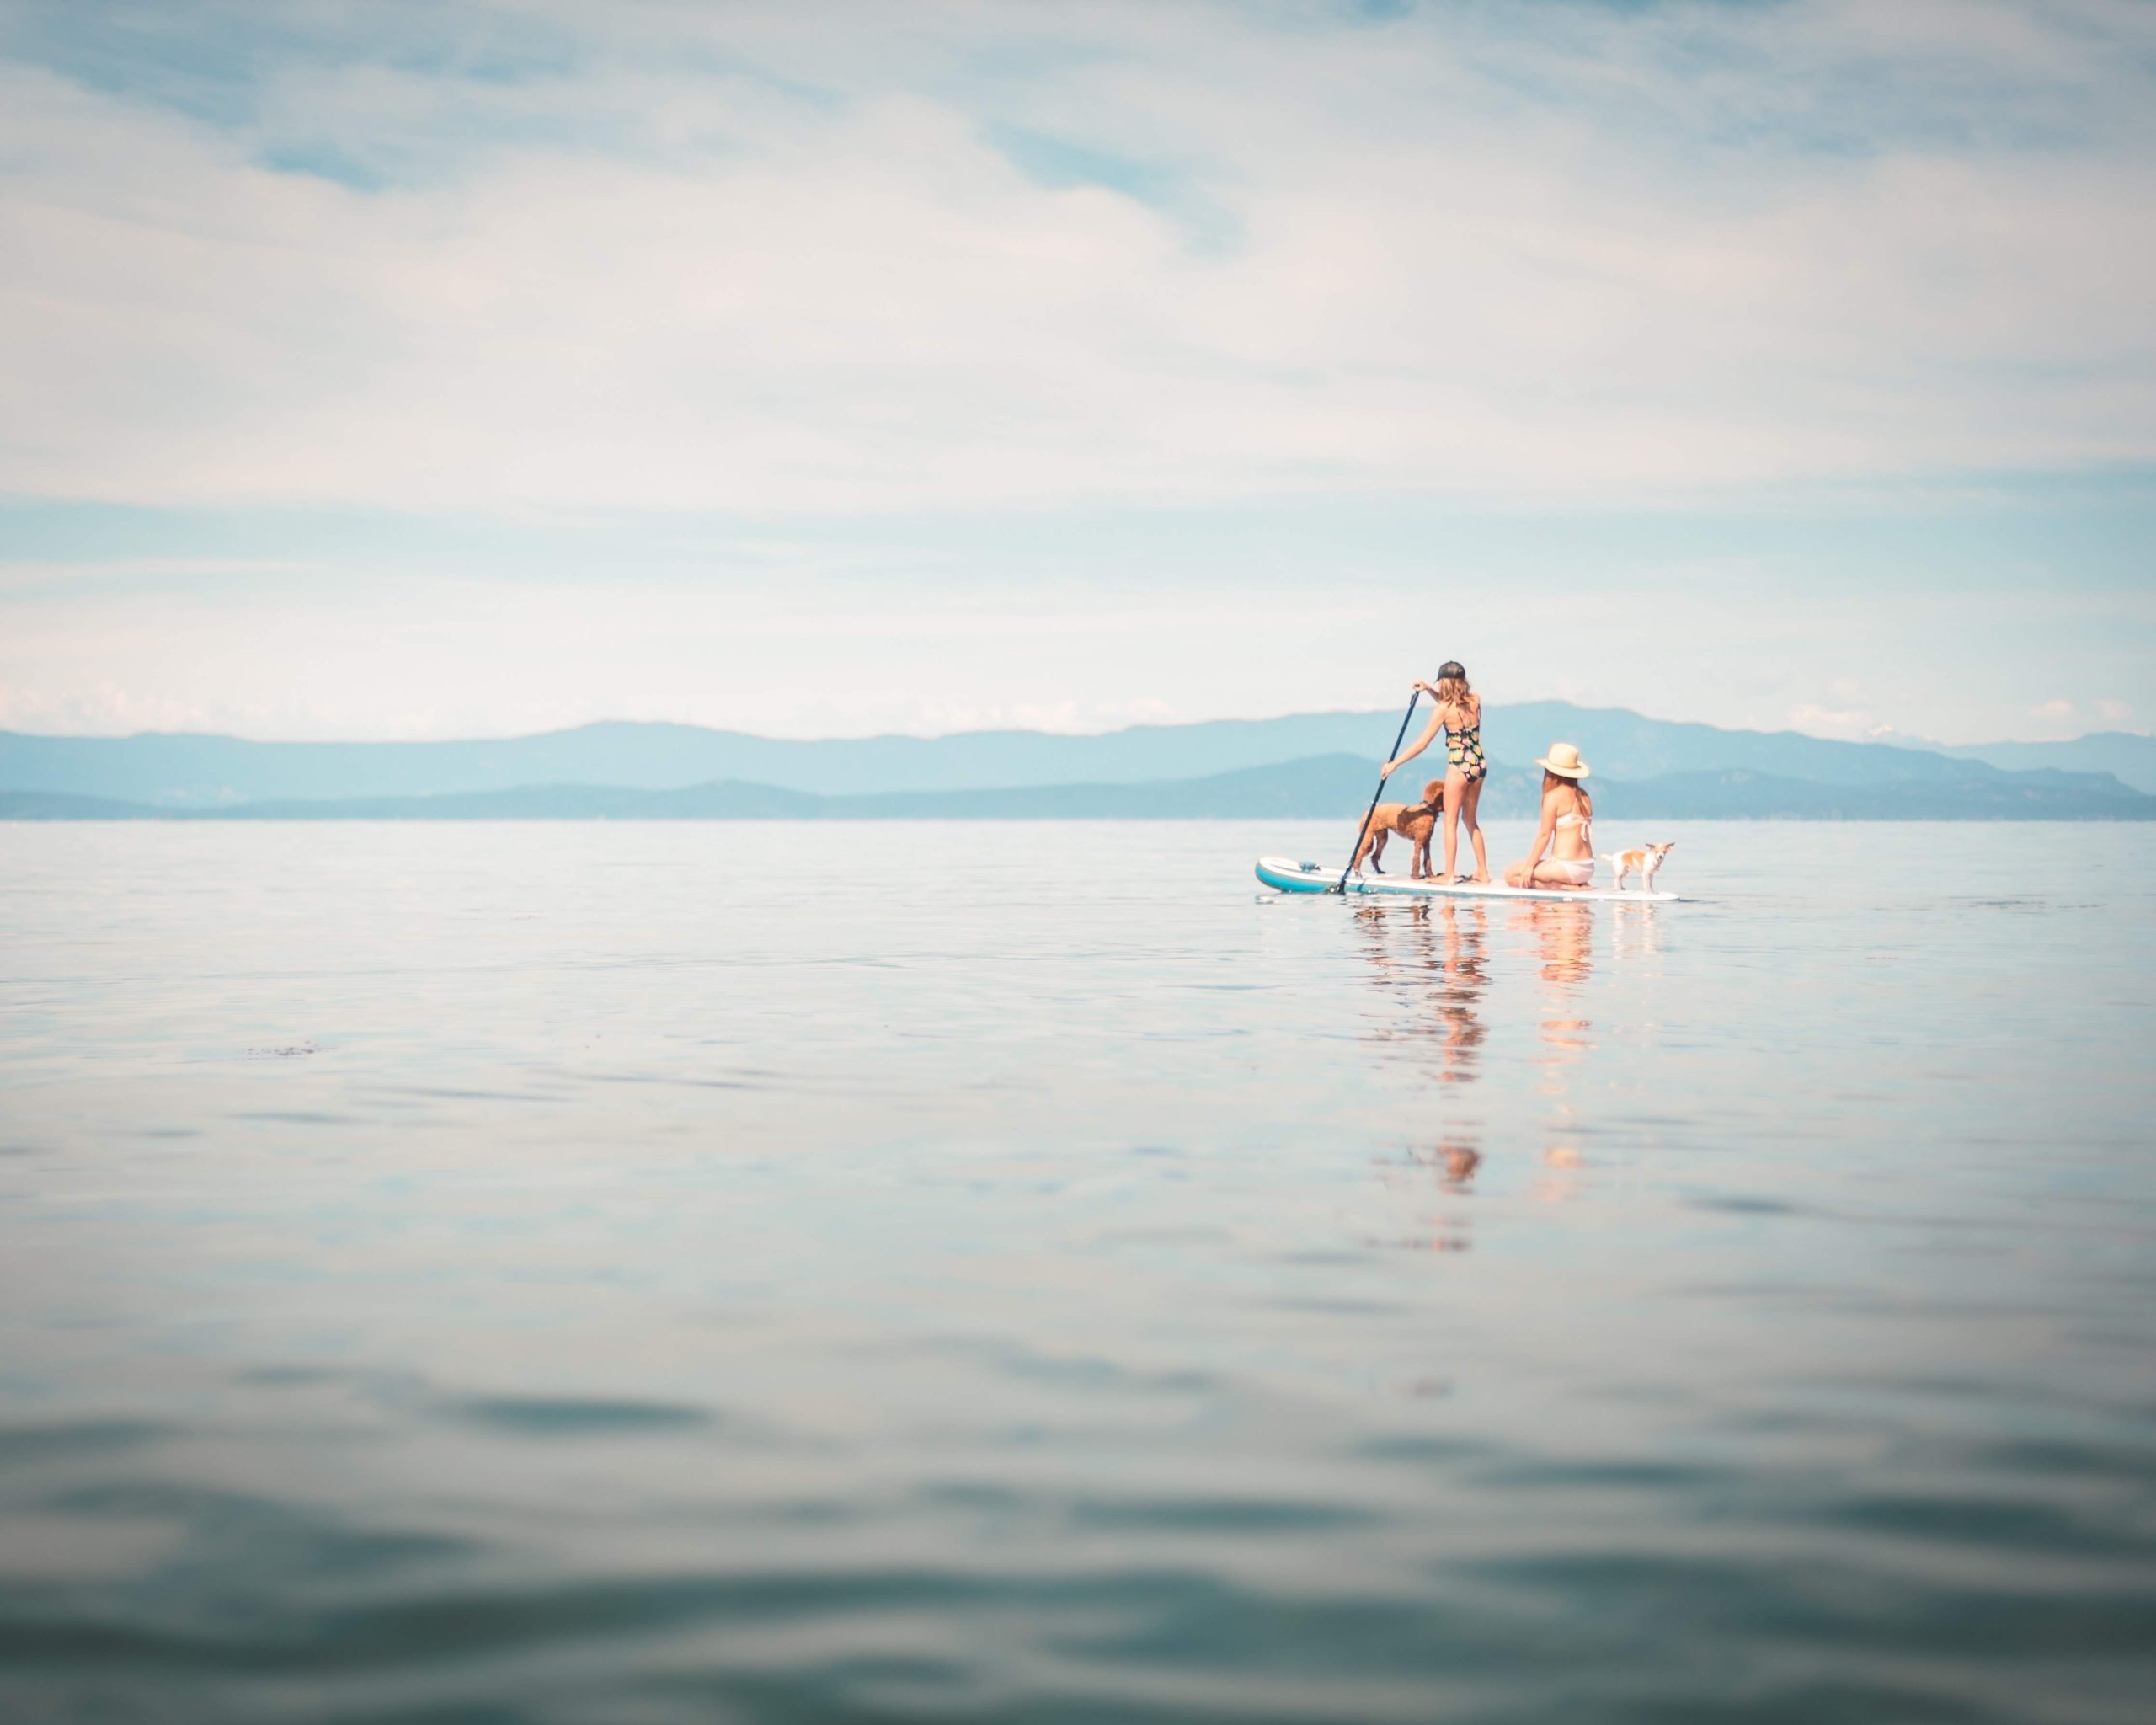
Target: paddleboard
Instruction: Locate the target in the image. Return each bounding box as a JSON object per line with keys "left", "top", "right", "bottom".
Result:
{"left": 1255, "top": 855, "right": 1682, "bottom": 903}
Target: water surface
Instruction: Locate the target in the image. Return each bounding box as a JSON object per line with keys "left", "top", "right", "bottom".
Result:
{"left": 3, "top": 820, "right": 2152, "bottom": 1722}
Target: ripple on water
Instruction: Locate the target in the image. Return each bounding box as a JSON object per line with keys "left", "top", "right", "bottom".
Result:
{"left": 435, "top": 1397, "right": 718, "bottom": 1438}
{"left": 2, "top": 821, "right": 2153, "bottom": 1722}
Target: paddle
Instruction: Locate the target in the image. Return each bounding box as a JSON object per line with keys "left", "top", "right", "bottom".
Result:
{"left": 1332, "top": 689, "right": 1424, "bottom": 895}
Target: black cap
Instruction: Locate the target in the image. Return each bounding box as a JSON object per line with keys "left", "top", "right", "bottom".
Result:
{"left": 1438, "top": 660, "right": 1465, "bottom": 681}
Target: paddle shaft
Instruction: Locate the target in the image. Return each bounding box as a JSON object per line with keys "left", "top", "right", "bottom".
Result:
{"left": 1332, "top": 691, "right": 1424, "bottom": 894}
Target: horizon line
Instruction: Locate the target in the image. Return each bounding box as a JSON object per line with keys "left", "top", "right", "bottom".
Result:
{"left": 3, "top": 704, "right": 2146, "bottom": 753}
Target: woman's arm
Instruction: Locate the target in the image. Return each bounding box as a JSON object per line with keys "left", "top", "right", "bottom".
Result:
{"left": 1383, "top": 708, "right": 1445, "bottom": 778}
{"left": 1517, "top": 790, "right": 1556, "bottom": 875}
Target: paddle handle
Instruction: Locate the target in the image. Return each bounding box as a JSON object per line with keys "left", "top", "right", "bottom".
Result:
{"left": 1333, "top": 690, "right": 1424, "bottom": 894}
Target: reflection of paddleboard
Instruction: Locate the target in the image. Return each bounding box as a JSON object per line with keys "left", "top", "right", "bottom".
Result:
{"left": 1255, "top": 856, "right": 1682, "bottom": 903}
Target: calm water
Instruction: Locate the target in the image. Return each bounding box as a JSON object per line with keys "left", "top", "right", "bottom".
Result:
{"left": 3, "top": 820, "right": 2153, "bottom": 1723}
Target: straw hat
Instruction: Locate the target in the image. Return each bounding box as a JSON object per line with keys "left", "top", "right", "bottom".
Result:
{"left": 1536, "top": 741, "right": 1591, "bottom": 779}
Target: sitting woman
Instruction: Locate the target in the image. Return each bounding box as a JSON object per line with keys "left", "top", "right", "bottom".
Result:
{"left": 1506, "top": 743, "right": 1596, "bottom": 889}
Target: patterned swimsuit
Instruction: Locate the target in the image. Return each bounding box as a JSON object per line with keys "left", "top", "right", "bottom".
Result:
{"left": 1445, "top": 707, "right": 1488, "bottom": 782}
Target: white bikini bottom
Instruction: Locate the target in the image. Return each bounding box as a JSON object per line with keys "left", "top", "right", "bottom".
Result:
{"left": 1544, "top": 857, "right": 1594, "bottom": 885}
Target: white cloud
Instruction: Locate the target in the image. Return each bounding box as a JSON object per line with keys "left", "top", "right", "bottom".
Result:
{"left": 1787, "top": 704, "right": 1878, "bottom": 740}
{"left": 3, "top": 0, "right": 2153, "bottom": 515}
{"left": 2, "top": 3, "right": 2152, "bottom": 748}
{"left": 2026, "top": 699, "right": 2079, "bottom": 735}
{"left": 0, "top": 557, "right": 314, "bottom": 595}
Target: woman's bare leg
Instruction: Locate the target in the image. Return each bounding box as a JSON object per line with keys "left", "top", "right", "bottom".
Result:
{"left": 1439, "top": 768, "right": 1469, "bottom": 879}
{"left": 1505, "top": 858, "right": 1589, "bottom": 890}
{"left": 1462, "top": 777, "right": 1490, "bottom": 881}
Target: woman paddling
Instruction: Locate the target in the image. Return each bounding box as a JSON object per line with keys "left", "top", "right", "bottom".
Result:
{"left": 1383, "top": 660, "right": 1490, "bottom": 884}
{"left": 1506, "top": 743, "right": 1596, "bottom": 889}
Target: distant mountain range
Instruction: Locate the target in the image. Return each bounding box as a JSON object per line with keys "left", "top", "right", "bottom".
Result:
{"left": 1930, "top": 731, "right": 2156, "bottom": 794}
{"left": 0, "top": 702, "right": 2142, "bottom": 803}
{"left": 3, "top": 745, "right": 2150, "bottom": 823}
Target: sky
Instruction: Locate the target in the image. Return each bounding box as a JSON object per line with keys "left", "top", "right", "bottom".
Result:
{"left": 2, "top": 0, "right": 2152, "bottom": 745}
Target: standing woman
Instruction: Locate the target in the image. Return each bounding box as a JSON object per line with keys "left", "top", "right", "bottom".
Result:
{"left": 1383, "top": 660, "right": 1490, "bottom": 884}
{"left": 1506, "top": 743, "right": 1595, "bottom": 889}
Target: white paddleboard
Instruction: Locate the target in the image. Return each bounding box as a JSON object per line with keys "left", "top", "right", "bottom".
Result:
{"left": 1255, "top": 855, "right": 1681, "bottom": 903}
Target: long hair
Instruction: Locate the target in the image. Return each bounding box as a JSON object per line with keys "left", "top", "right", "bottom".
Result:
{"left": 1434, "top": 670, "right": 1472, "bottom": 711}
{"left": 1545, "top": 770, "right": 1593, "bottom": 820}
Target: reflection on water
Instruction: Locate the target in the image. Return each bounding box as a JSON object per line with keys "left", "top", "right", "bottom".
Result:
{"left": 1361, "top": 896, "right": 1614, "bottom": 1226}
{"left": 1359, "top": 900, "right": 1495, "bottom": 1252}
{"left": 1355, "top": 899, "right": 1491, "bottom": 1084}
{"left": 1520, "top": 900, "right": 1594, "bottom": 1199}
{"left": 1523, "top": 899, "right": 1593, "bottom": 1061}
{"left": 3, "top": 820, "right": 2155, "bottom": 1725}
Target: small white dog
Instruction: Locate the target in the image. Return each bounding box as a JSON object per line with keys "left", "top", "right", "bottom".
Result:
{"left": 1601, "top": 841, "right": 1675, "bottom": 893}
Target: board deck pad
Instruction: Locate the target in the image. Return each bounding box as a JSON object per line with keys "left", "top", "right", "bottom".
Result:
{"left": 1255, "top": 856, "right": 1682, "bottom": 903}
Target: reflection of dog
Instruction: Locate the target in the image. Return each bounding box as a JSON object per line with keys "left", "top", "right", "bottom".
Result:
{"left": 1602, "top": 841, "right": 1675, "bottom": 892}
{"left": 1354, "top": 780, "right": 1448, "bottom": 878}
